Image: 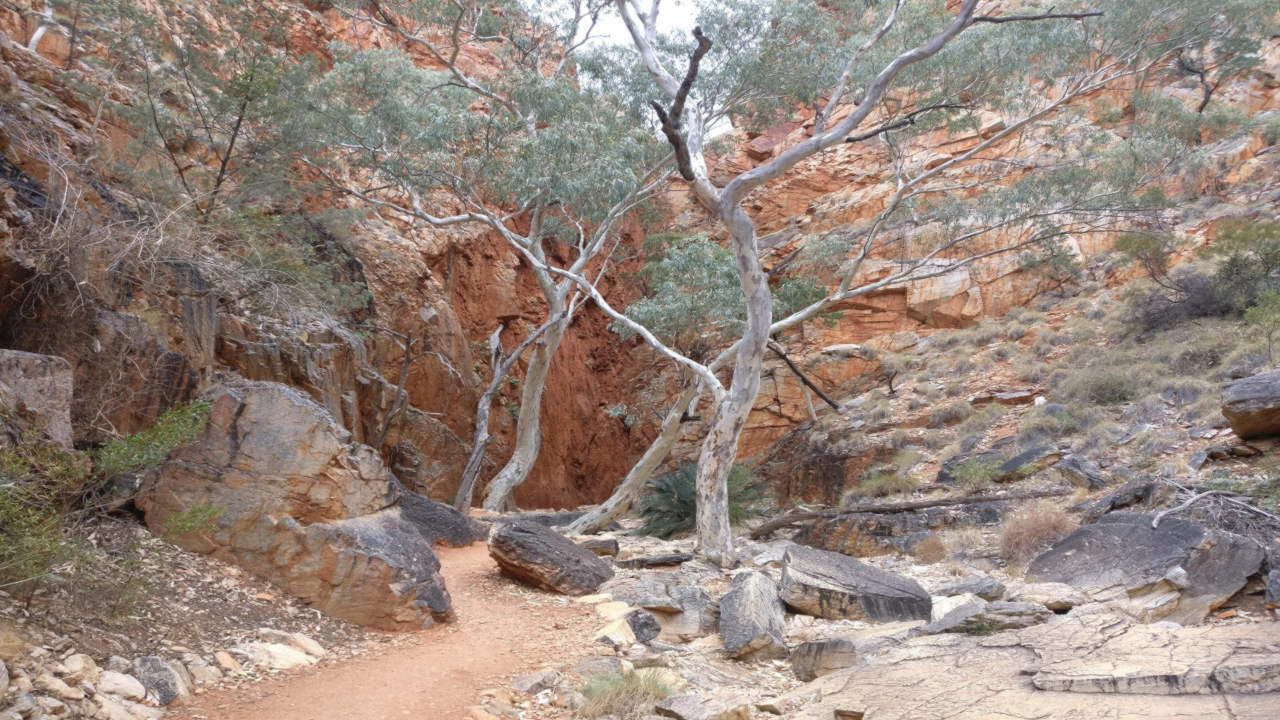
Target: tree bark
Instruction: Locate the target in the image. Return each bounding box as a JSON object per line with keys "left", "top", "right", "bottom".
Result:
{"left": 693, "top": 206, "right": 773, "bottom": 565}
{"left": 567, "top": 384, "right": 700, "bottom": 534}
{"left": 482, "top": 294, "right": 570, "bottom": 511}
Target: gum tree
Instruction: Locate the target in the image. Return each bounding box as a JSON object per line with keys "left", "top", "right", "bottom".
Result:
{"left": 553, "top": 0, "right": 1274, "bottom": 561}
{"left": 307, "top": 1, "right": 670, "bottom": 509}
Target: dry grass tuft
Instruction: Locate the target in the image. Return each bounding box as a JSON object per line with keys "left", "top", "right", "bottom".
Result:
{"left": 912, "top": 534, "right": 949, "bottom": 564}
{"left": 999, "top": 501, "right": 1077, "bottom": 565}
{"left": 579, "top": 669, "right": 678, "bottom": 720}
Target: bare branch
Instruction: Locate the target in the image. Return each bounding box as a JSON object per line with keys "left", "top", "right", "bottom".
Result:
{"left": 650, "top": 27, "right": 713, "bottom": 181}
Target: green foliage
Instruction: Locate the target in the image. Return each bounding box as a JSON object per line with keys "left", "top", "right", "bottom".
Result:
{"left": 94, "top": 401, "right": 210, "bottom": 480}
{"left": 1245, "top": 289, "right": 1280, "bottom": 364}
{"left": 0, "top": 431, "right": 86, "bottom": 597}
{"left": 579, "top": 669, "right": 678, "bottom": 720}
{"left": 162, "top": 504, "right": 225, "bottom": 536}
{"left": 952, "top": 459, "right": 1002, "bottom": 492}
{"left": 618, "top": 235, "right": 824, "bottom": 360}
{"left": 638, "top": 463, "right": 768, "bottom": 539}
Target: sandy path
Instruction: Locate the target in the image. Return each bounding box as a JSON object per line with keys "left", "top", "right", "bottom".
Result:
{"left": 169, "top": 543, "right": 598, "bottom": 720}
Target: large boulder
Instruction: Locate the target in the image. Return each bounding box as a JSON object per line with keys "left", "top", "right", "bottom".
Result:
{"left": 1027, "top": 512, "right": 1265, "bottom": 624}
{"left": 487, "top": 520, "right": 614, "bottom": 595}
{"left": 719, "top": 571, "right": 787, "bottom": 660}
{"left": 780, "top": 545, "right": 931, "bottom": 621}
{"left": 0, "top": 349, "right": 73, "bottom": 447}
{"left": 790, "top": 638, "right": 857, "bottom": 680}
{"left": 138, "top": 380, "right": 474, "bottom": 629}
{"left": 1222, "top": 370, "right": 1280, "bottom": 439}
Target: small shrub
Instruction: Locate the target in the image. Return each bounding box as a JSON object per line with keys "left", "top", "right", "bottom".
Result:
{"left": 638, "top": 463, "right": 767, "bottom": 538}
{"left": 912, "top": 534, "right": 948, "bottom": 564}
{"left": 888, "top": 429, "right": 912, "bottom": 449}
{"left": 1018, "top": 406, "right": 1082, "bottom": 443}
{"left": 1056, "top": 368, "right": 1141, "bottom": 406}
{"left": 851, "top": 472, "right": 919, "bottom": 499}
{"left": 579, "top": 669, "right": 678, "bottom": 720}
{"left": 94, "top": 400, "right": 211, "bottom": 479}
{"left": 952, "top": 458, "right": 1002, "bottom": 491}
{"left": 930, "top": 401, "right": 972, "bottom": 428}
{"left": 999, "top": 502, "right": 1076, "bottom": 564}
{"left": 940, "top": 525, "right": 985, "bottom": 554}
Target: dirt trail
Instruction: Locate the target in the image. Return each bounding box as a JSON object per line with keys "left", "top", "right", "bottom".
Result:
{"left": 170, "top": 543, "right": 598, "bottom": 720}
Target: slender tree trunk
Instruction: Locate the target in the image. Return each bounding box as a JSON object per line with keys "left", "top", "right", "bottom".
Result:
{"left": 482, "top": 293, "right": 570, "bottom": 511}
{"left": 694, "top": 207, "right": 772, "bottom": 565}
{"left": 567, "top": 383, "right": 700, "bottom": 535}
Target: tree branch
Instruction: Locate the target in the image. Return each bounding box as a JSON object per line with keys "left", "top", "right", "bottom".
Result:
{"left": 971, "top": 10, "right": 1103, "bottom": 25}
{"left": 649, "top": 26, "right": 712, "bottom": 181}
{"left": 844, "top": 103, "right": 967, "bottom": 144}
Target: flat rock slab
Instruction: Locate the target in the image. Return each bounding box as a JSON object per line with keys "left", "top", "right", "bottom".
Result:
{"left": 775, "top": 615, "right": 1280, "bottom": 720}
{"left": 1222, "top": 370, "right": 1280, "bottom": 439}
{"left": 780, "top": 545, "right": 931, "bottom": 621}
{"left": 719, "top": 571, "right": 787, "bottom": 660}
{"left": 1033, "top": 621, "right": 1280, "bottom": 694}
{"left": 0, "top": 349, "right": 73, "bottom": 448}
{"left": 488, "top": 519, "right": 613, "bottom": 595}
{"left": 1027, "top": 512, "right": 1265, "bottom": 624}
{"left": 655, "top": 693, "right": 751, "bottom": 720}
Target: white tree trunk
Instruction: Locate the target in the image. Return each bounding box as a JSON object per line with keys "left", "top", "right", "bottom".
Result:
{"left": 481, "top": 299, "right": 570, "bottom": 511}
{"left": 694, "top": 206, "right": 773, "bottom": 565}
{"left": 566, "top": 384, "right": 699, "bottom": 534}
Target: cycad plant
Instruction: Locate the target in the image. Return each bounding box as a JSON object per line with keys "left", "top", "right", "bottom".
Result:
{"left": 638, "top": 462, "right": 768, "bottom": 539}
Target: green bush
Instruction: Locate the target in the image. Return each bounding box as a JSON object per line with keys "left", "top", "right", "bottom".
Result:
{"left": 638, "top": 463, "right": 768, "bottom": 539}
{"left": 94, "top": 400, "right": 211, "bottom": 479}
{"left": 929, "top": 401, "right": 972, "bottom": 428}
{"left": 952, "top": 458, "right": 1002, "bottom": 492}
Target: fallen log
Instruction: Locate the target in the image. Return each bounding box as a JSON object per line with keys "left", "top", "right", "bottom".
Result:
{"left": 748, "top": 488, "right": 1073, "bottom": 540}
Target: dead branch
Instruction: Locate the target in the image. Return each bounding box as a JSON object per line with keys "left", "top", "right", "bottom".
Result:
{"left": 767, "top": 341, "right": 840, "bottom": 411}
{"left": 650, "top": 27, "right": 712, "bottom": 181}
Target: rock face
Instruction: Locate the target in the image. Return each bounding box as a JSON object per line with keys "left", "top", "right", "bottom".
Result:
{"left": 1223, "top": 370, "right": 1280, "bottom": 439}
{"left": 487, "top": 520, "right": 614, "bottom": 595}
{"left": 1026, "top": 512, "right": 1265, "bottom": 624}
{"left": 138, "top": 380, "right": 474, "bottom": 629}
{"left": 780, "top": 545, "right": 931, "bottom": 622}
{"left": 719, "top": 572, "right": 787, "bottom": 660}
{"left": 0, "top": 349, "right": 73, "bottom": 447}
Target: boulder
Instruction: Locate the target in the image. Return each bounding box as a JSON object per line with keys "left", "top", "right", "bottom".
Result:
{"left": 234, "top": 642, "right": 315, "bottom": 671}
{"left": 576, "top": 537, "right": 621, "bottom": 557}
{"left": 935, "top": 577, "right": 1005, "bottom": 601}
{"left": 96, "top": 671, "right": 145, "bottom": 701}
{"left": 131, "top": 656, "right": 189, "bottom": 706}
{"left": 1266, "top": 568, "right": 1280, "bottom": 609}
{"left": 655, "top": 694, "right": 751, "bottom": 720}
{"left": 488, "top": 520, "right": 614, "bottom": 595}
{"left": 922, "top": 601, "right": 1052, "bottom": 635}
{"left": 1222, "top": 370, "right": 1280, "bottom": 439}
{"left": 0, "top": 659, "right": 5, "bottom": 699}
{"left": 718, "top": 571, "right": 787, "bottom": 660}
{"left": 575, "top": 656, "right": 632, "bottom": 676}
{"left": 780, "top": 545, "right": 931, "bottom": 622}
{"left": 511, "top": 668, "right": 561, "bottom": 694}
{"left": 1007, "top": 582, "right": 1087, "bottom": 612}
{"left": 790, "top": 638, "right": 858, "bottom": 681}
{"left": 138, "top": 380, "right": 462, "bottom": 629}
{"left": 0, "top": 349, "right": 73, "bottom": 447}
{"left": 654, "top": 585, "right": 718, "bottom": 641}
{"left": 1057, "top": 454, "right": 1108, "bottom": 490}
{"left": 627, "top": 610, "right": 662, "bottom": 644}
{"left": 1027, "top": 513, "right": 1265, "bottom": 624}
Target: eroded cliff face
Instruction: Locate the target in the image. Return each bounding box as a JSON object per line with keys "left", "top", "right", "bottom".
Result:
{"left": 0, "top": 0, "right": 655, "bottom": 509}
{"left": 2, "top": 0, "right": 1278, "bottom": 511}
